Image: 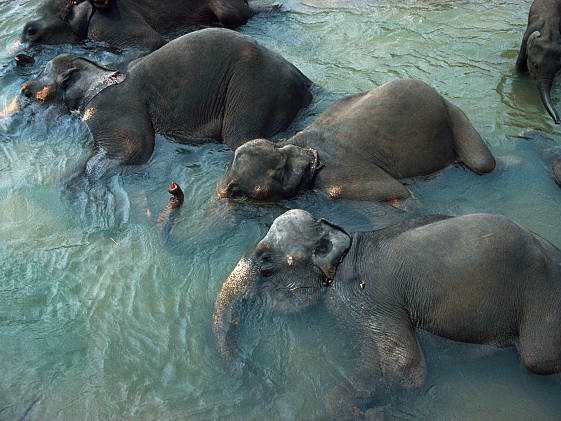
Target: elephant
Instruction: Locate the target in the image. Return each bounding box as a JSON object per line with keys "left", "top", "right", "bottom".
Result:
{"left": 516, "top": 0, "right": 561, "bottom": 124}
{"left": 17, "top": 28, "right": 312, "bottom": 182}
{"left": 213, "top": 209, "right": 561, "bottom": 418}
{"left": 17, "top": 0, "right": 262, "bottom": 53}
{"left": 218, "top": 79, "right": 495, "bottom": 204}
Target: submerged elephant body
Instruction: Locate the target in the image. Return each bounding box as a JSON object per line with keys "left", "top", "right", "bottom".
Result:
{"left": 516, "top": 0, "right": 561, "bottom": 123}
{"left": 20, "top": 28, "right": 312, "bottom": 180}
{"left": 219, "top": 79, "right": 495, "bottom": 203}
{"left": 214, "top": 209, "right": 561, "bottom": 417}
{"left": 20, "top": 0, "right": 255, "bottom": 52}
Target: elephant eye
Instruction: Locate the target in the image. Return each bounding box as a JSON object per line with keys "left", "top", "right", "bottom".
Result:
{"left": 261, "top": 267, "right": 275, "bottom": 278}
{"left": 257, "top": 251, "right": 275, "bottom": 277}
{"left": 26, "top": 25, "right": 38, "bottom": 37}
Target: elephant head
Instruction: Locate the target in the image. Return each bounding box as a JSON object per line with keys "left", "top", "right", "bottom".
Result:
{"left": 526, "top": 30, "right": 561, "bottom": 124}
{"left": 18, "top": 0, "right": 95, "bottom": 49}
{"left": 212, "top": 209, "right": 351, "bottom": 365}
{"left": 19, "top": 53, "right": 124, "bottom": 113}
{"left": 217, "top": 139, "right": 321, "bottom": 201}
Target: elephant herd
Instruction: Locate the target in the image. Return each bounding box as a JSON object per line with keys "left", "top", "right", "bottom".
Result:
{"left": 5, "top": 0, "right": 561, "bottom": 418}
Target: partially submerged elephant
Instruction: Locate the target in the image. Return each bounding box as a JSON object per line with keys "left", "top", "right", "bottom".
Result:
{"left": 18, "top": 0, "right": 259, "bottom": 53}
{"left": 218, "top": 79, "right": 495, "bottom": 203}
{"left": 213, "top": 209, "right": 561, "bottom": 418}
{"left": 18, "top": 28, "right": 312, "bottom": 181}
{"left": 516, "top": 0, "right": 561, "bottom": 124}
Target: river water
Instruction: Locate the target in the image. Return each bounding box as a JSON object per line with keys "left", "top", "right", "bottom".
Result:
{"left": 1, "top": 0, "right": 561, "bottom": 419}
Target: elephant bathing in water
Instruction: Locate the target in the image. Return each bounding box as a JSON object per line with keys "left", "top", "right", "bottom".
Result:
{"left": 18, "top": 28, "right": 312, "bottom": 182}
{"left": 213, "top": 209, "right": 561, "bottom": 418}
{"left": 17, "top": 0, "right": 263, "bottom": 53}
{"left": 218, "top": 79, "right": 495, "bottom": 204}
{"left": 516, "top": 0, "right": 561, "bottom": 124}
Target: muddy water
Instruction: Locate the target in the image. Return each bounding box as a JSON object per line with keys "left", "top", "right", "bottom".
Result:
{"left": 1, "top": 0, "right": 560, "bottom": 419}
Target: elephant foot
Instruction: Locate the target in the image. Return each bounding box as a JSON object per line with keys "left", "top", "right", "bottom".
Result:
{"left": 326, "top": 381, "right": 378, "bottom": 420}
{"left": 388, "top": 197, "right": 401, "bottom": 208}
{"left": 15, "top": 54, "right": 34, "bottom": 66}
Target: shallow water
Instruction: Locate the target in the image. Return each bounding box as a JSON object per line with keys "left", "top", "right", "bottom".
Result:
{"left": 1, "top": 0, "right": 561, "bottom": 419}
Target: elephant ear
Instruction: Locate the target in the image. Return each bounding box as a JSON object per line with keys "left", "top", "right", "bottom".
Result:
{"left": 527, "top": 30, "right": 542, "bottom": 49}
{"left": 312, "top": 219, "right": 351, "bottom": 280}
{"left": 68, "top": 1, "right": 94, "bottom": 39}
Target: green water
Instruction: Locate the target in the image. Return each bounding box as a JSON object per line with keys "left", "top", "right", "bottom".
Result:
{"left": 1, "top": 0, "right": 561, "bottom": 419}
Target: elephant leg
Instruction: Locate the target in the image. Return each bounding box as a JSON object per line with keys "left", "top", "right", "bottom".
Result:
{"left": 88, "top": 5, "right": 165, "bottom": 51}
{"left": 517, "top": 310, "right": 561, "bottom": 375}
{"left": 372, "top": 318, "right": 426, "bottom": 391}
{"left": 445, "top": 100, "right": 495, "bottom": 174}
{"left": 209, "top": 0, "right": 251, "bottom": 27}
{"left": 327, "top": 317, "right": 425, "bottom": 419}
{"left": 317, "top": 166, "right": 410, "bottom": 202}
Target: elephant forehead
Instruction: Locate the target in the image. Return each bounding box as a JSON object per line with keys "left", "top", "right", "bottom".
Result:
{"left": 262, "top": 210, "right": 319, "bottom": 252}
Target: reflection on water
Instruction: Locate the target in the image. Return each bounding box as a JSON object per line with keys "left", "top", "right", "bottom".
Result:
{"left": 1, "top": 0, "right": 561, "bottom": 419}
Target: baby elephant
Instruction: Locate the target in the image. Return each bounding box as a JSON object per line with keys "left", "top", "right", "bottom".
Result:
{"left": 19, "top": 28, "right": 312, "bottom": 181}
{"left": 516, "top": 0, "right": 561, "bottom": 124}
{"left": 213, "top": 209, "right": 561, "bottom": 418}
{"left": 218, "top": 79, "right": 495, "bottom": 203}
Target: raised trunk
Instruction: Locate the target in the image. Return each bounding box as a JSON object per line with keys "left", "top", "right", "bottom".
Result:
{"left": 212, "top": 258, "right": 256, "bottom": 366}
{"left": 538, "top": 77, "right": 560, "bottom": 124}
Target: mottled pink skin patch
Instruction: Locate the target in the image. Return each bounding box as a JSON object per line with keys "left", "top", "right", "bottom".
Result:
{"left": 327, "top": 185, "right": 343, "bottom": 200}
{"left": 35, "top": 86, "right": 53, "bottom": 102}
{"left": 82, "top": 107, "right": 96, "bottom": 121}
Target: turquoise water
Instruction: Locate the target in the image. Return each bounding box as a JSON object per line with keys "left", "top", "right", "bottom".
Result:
{"left": 1, "top": 0, "right": 561, "bottom": 419}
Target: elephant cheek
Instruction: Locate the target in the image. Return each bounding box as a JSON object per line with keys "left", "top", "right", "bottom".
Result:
{"left": 35, "top": 85, "right": 56, "bottom": 102}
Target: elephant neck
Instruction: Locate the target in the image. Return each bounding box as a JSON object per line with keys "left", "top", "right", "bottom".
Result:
{"left": 79, "top": 71, "right": 126, "bottom": 113}
{"left": 325, "top": 233, "right": 371, "bottom": 314}
{"left": 287, "top": 128, "right": 326, "bottom": 151}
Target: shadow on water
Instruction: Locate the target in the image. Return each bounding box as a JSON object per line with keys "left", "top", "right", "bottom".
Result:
{"left": 1, "top": 0, "right": 561, "bottom": 419}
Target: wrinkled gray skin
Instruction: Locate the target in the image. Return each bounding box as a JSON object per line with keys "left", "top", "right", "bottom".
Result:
{"left": 219, "top": 79, "right": 495, "bottom": 203}
{"left": 213, "top": 209, "right": 561, "bottom": 418}
{"left": 516, "top": 0, "right": 561, "bottom": 124}
{"left": 19, "top": 0, "right": 259, "bottom": 53}
{"left": 19, "top": 28, "right": 312, "bottom": 182}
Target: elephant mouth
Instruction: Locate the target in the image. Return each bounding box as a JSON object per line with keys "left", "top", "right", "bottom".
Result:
{"left": 78, "top": 70, "right": 126, "bottom": 113}
{"left": 302, "top": 147, "right": 323, "bottom": 188}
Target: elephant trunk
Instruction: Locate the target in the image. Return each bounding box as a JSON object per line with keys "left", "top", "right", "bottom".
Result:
{"left": 212, "top": 258, "right": 257, "bottom": 367}
{"left": 538, "top": 77, "right": 560, "bottom": 124}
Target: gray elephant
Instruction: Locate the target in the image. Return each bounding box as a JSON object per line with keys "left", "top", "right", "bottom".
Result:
{"left": 17, "top": 0, "right": 261, "bottom": 53}
{"left": 18, "top": 28, "right": 312, "bottom": 181}
{"left": 516, "top": 0, "right": 561, "bottom": 123}
{"left": 213, "top": 209, "right": 561, "bottom": 418}
{"left": 218, "top": 79, "right": 495, "bottom": 204}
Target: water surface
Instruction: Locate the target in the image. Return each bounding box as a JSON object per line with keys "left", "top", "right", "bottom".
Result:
{"left": 1, "top": 0, "right": 561, "bottom": 419}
